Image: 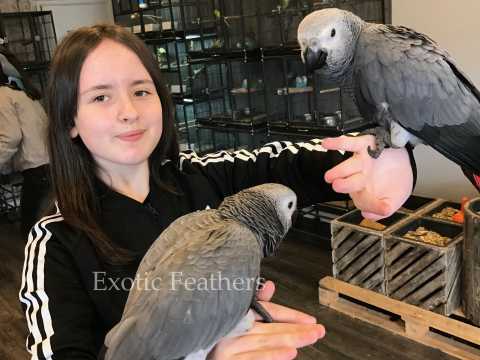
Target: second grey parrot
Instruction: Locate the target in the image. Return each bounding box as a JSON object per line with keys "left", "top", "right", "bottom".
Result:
{"left": 102, "top": 183, "right": 297, "bottom": 360}
{"left": 0, "top": 53, "right": 24, "bottom": 89}
{"left": 297, "top": 8, "right": 480, "bottom": 175}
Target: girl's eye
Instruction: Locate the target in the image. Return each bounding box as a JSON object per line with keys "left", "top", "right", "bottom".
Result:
{"left": 135, "top": 90, "right": 150, "bottom": 97}
{"left": 93, "top": 95, "right": 108, "bottom": 103}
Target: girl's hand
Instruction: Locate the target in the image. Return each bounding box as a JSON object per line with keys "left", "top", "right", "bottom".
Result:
{"left": 208, "top": 281, "right": 325, "bottom": 360}
{"left": 322, "top": 135, "right": 413, "bottom": 220}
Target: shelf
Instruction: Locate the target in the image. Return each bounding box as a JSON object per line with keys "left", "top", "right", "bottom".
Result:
{"left": 159, "top": 63, "right": 189, "bottom": 72}
{"left": 0, "top": 10, "right": 52, "bottom": 17}
{"left": 223, "top": 7, "right": 311, "bottom": 21}
{"left": 188, "top": 48, "right": 262, "bottom": 62}
{"left": 172, "top": 90, "right": 226, "bottom": 104}
{"left": 262, "top": 46, "right": 301, "bottom": 58}
{"left": 275, "top": 86, "right": 313, "bottom": 95}
{"left": 188, "top": 45, "right": 301, "bottom": 63}
{"left": 113, "top": 0, "right": 213, "bottom": 16}
{"left": 197, "top": 122, "right": 268, "bottom": 133}
{"left": 268, "top": 125, "right": 343, "bottom": 138}
{"left": 230, "top": 87, "right": 264, "bottom": 95}
{"left": 197, "top": 112, "right": 268, "bottom": 130}
{"left": 138, "top": 27, "right": 218, "bottom": 43}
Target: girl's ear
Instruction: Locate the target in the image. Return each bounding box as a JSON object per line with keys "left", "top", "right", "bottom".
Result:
{"left": 70, "top": 125, "right": 79, "bottom": 138}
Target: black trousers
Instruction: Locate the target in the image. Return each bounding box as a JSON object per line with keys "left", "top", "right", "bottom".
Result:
{"left": 21, "top": 164, "right": 50, "bottom": 238}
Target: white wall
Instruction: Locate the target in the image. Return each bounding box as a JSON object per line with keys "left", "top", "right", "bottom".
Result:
{"left": 392, "top": 0, "right": 480, "bottom": 201}
{"left": 33, "top": 0, "right": 114, "bottom": 41}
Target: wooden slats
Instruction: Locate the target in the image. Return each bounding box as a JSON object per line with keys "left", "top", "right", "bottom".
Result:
{"left": 331, "top": 221, "right": 386, "bottom": 293}
{"left": 385, "top": 236, "right": 462, "bottom": 316}
{"left": 319, "top": 276, "right": 480, "bottom": 360}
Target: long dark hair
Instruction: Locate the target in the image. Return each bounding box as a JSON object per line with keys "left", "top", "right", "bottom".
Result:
{"left": 0, "top": 47, "right": 42, "bottom": 100}
{"left": 47, "top": 24, "right": 179, "bottom": 265}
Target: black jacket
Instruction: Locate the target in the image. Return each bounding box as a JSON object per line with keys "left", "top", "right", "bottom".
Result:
{"left": 19, "top": 139, "right": 416, "bottom": 359}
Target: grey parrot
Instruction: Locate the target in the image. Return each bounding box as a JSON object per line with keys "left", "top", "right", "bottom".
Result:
{"left": 297, "top": 8, "right": 480, "bottom": 174}
{"left": 103, "top": 183, "right": 297, "bottom": 360}
{"left": 0, "top": 53, "right": 24, "bottom": 90}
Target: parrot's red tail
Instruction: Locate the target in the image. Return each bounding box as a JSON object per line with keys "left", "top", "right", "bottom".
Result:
{"left": 461, "top": 168, "right": 480, "bottom": 192}
{"left": 474, "top": 174, "right": 480, "bottom": 190}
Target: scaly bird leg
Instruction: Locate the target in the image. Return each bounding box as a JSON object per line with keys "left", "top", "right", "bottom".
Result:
{"left": 366, "top": 126, "right": 388, "bottom": 159}
{"left": 365, "top": 104, "right": 396, "bottom": 158}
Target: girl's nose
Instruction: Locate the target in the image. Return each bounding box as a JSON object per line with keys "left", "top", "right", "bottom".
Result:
{"left": 117, "top": 94, "right": 139, "bottom": 123}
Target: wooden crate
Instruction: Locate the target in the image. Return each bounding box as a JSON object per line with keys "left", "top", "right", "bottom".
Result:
{"left": 319, "top": 276, "right": 480, "bottom": 360}
{"left": 399, "top": 195, "right": 439, "bottom": 214}
{"left": 331, "top": 209, "right": 409, "bottom": 294}
{"left": 385, "top": 217, "right": 463, "bottom": 315}
{"left": 423, "top": 200, "right": 462, "bottom": 224}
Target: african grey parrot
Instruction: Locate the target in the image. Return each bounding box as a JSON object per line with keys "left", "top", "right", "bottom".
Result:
{"left": 0, "top": 53, "right": 24, "bottom": 90}
{"left": 297, "top": 8, "right": 480, "bottom": 174}
{"left": 103, "top": 183, "right": 297, "bottom": 360}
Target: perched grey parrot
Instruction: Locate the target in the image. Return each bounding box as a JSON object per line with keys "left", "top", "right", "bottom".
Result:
{"left": 103, "top": 183, "right": 297, "bottom": 360}
{"left": 0, "top": 53, "right": 24, "bottom": 90}
{"left": 298, "top": 8, "right": 480, "bottom": 174}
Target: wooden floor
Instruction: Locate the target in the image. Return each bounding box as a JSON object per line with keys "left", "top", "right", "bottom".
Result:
{"left": 0, "top": 218, "right": 456, "bottom": 360}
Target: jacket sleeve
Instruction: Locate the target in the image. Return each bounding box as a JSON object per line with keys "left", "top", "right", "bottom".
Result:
{"left": 19, "top": 215, "right": 98, "bottom": 360}
{"left": 0, "top": 94, "right": 22, "bottom": 168}
{"left": 179, "top": 138, "right": 351, "bottom": 207}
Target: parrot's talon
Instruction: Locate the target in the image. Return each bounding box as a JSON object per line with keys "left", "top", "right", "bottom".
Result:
{"left": 251, "top": 299, "right": 274, "bottom": 323}
{"left": 367, "top": 145, "right": 382, "bottom": 159}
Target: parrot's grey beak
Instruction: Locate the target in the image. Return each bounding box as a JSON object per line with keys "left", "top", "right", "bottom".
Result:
{"left": 303, "top": 47, "right": 327, "bottom": 74}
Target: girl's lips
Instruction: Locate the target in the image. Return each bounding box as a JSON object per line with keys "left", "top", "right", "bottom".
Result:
{"left": 116, "top": 130, "right": 145, "bottom": 142}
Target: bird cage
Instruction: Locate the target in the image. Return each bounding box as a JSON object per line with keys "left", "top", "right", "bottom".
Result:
{"left": 0, "top": 11, "right": 56, "bottom": 66}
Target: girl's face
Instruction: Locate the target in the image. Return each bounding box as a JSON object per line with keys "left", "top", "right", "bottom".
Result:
{"left": 71, "top": 39, "right": 163, "bottom": 176}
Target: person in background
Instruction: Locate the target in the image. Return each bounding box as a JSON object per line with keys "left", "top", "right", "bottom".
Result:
{"left": 0, "top": 48, "right": 50, "bottom": 236}
{"left": 19, "top": 24, "right": 415, "bottom": 360}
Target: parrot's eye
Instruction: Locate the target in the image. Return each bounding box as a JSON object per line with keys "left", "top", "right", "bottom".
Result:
{"left": 331, "top": 28, "right": 336, "bottom": 37}
{"left": 288, "top": 201, "right": 293, "bottom": 209}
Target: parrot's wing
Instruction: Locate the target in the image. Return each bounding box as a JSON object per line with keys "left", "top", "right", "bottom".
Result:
{"left": 355, "top": 24, "right": 480, "bottom": 172}
{"left": 122, "top": 210, "right": 218, "bottom": 310}
{"left": 105, "top": 211, "right": 262, "bottom": 360}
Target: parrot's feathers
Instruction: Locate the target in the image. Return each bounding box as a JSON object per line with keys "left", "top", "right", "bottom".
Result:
{"left": 104, "top": 316, "right": 138, "bottom": 359}
{"left": 109, "top": 211, "right": 262, "bottom": 360}
{"left": 355, "top": 23, "right": 480, "bottom": 172}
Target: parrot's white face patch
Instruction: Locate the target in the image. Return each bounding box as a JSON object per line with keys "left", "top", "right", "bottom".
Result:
{"left": 298, "top": 8, "right": 361, "bottom": 75}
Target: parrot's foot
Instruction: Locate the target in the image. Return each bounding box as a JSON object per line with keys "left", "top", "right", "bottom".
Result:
{"left": 367, "top": 140, "right": 385, "bottom": 159}
{"left": 251, "top": 299, "right": 274, "bottom": 323}
{"left": 365, "top": 127, "right": 388, "bottom": 159}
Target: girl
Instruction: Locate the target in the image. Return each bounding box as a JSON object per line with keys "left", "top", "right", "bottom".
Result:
{"left": 19, "top": 24, "right": 414, "bottom": 360}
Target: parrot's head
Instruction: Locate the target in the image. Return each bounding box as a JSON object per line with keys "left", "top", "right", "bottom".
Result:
{"left": 298, "top": 8, "right": 364, "bottom": 79}
{"left": 218, "top": 183, "right": 297, "bottom": 257}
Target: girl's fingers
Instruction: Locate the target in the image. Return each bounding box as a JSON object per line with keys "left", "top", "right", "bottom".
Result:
{"left": 322, "top": 135, "right": 374, "bottom": 153}
{"left": 331, "top": 173, "right": 366, "bottom": 194}
{"left": 233, "top": 347, "right": 298, "bottom": 360}
{"left": 256, "top": 280, "right": 275, "bottom": 302}
{"left": 360, "top": 211, "right": 385, "bottom": 221}
{"left": 254, "top": 301, "right": 317, "bottom": 324}
{"left": 247, "top": 322, "right": 325, "bottom": 336}
{"left": 230, "top": 325, "right": 325, "bottom": 354}
{"left": 356, "top": 198, "right": 392, "bottom": 218}
{"left": 324, "top": 156, "right": 363, "bottom": 184}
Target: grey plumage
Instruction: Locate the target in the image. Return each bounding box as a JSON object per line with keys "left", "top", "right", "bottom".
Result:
{"left": 103, "top": 183, "right": 297, "bottom": 360}
{"left": 298, "top": 8, "right": 480, "bottom": 172}
{"left": 0, "top": 53, "right": 24, "bottom": 89}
